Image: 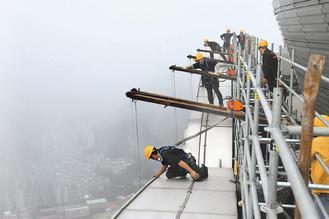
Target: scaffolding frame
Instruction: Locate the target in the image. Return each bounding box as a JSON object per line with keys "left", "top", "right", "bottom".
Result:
{"left": 234, "top": 35, "right": 328, "bottom": 219}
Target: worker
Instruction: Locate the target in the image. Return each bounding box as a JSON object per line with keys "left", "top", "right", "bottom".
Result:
{"left": 186, "top": 53, "right": 223, "bottom": 106}
{"left": 258, "top": 40, "right": 278, "bottom": 92}
{"left": 312, "top": 116, "right": 329, "bottom": 219}
{"left": 236, "top": 29, "right": 246, "bottom": 51}
{"left": 144, "top": 145, "right": 208, "bottom": 181}
{"left": 204, "top": 38, "right": 227, "bottom": 61}
{"left": 220, "top": 29, "right": 234, "bottom": 52}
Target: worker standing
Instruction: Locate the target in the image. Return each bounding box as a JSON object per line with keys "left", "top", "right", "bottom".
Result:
{"left": 220, "top": 29, "right": 234, "bottom": 52}
{"left": 186, "top": 53, "right": 224, "bottom": 106}
{"left": 204, "top": 38, "right": 227, "bottom": 61}
{"left": 236, "top": 30, "right": 246, "bottom": 51}
{"left": 312, "top": 116, "right": 329, "bottom": 219}
{"left": 258, "top": 40, "right": 278, "bottom": 92}
{"left": 144, "top": 145, "right": 208, "bottom": 181}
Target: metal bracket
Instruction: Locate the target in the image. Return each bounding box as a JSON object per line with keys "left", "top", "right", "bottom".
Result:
{"left": 260, "top": 205, "right": 283, "bottom": 214}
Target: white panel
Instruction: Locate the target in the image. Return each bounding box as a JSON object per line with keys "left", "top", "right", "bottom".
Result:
{"left": 184, "top": 190, "right": 237, "bottom": 215}
{"left": 126, "top": 188, "right": 187, "bottom": 212}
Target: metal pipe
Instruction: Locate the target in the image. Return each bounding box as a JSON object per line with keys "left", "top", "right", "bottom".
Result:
{"left": 255, "top": 137, "right": 300, "bottom": 144}
{"left": 276, "top": 46, "right": 282, "bottom": 88}
{"left": 169, "top": 65, "right": 236, "bottom": 80}
{"left": 314, "top": 194, "right": 329, "bottom": 219}
{"left": 271, "top": 128, "right": 320, "bottom": 219}
{"left": 278, "top": 78, "right": 329, "bottom": 128}
{"left": 259, "top": 203, "right": 296, "bottom": 209}
{"left": 286, "top": 126, "right": 329, "bottom": 136}
{"left": 245, "top": 70, "right": 261, "bottom": 219}
{"left": 288, "top": 49, "right": 295, "bottom": 116}
{"left": 262, "top": 181, "right": 329, "bottom": 190}
{"left": 315, "top": 153, "right": 329, "bottom": 175}
{"left": 244, "top": 129, "right": 261, "bottom": 219}
{"left": 239, "top": 57, "right": 273, "bottom": 125}
{"left": 253, "top": 136, "right": 269, "bottom": 199}
{"left": 266, "top": 88, "right": 283, "bottom": 219}
{"left": 126, "top": 89, "right": 246, "bottom": 120}
{"left": 279, "top": 55, "right": 329, "bottom": 84}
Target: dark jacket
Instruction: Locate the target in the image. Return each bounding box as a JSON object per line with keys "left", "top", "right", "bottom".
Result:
{"left": 207, "top": 41, "right": 222, "bottom": 52}
{"left": 158, "top": 146, "right": 188, "bottom": 167}
{"left": 220, "top": 33, "right": 233, "bottom": 48}
{"left": 237, "top": 34, "right": 246, "bottom": 50}
{"left": 262, "top": 49, "right": 278, "bottom": 90}
{"left": 192, "top": 58, "right": 219, "bottom": 86}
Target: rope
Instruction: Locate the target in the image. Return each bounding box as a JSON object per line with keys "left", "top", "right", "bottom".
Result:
{"left": 174, "top": 116, "right": 229, "bottom": 147}
{"left": 203, "top": 113, "right": 209, "bottom": 165}
{"left": 189, "top": 58, "right": 194, "bottom": 101}
{"left": 171, "top": 70, "right": 179, "bottom": 142}
{"left": 197, "top": 112, "right": 204, "bottom": 166}
{"left": 133, "top": 102, "right": 142, "bottom": 188}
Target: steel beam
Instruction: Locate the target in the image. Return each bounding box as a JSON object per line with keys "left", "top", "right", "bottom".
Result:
{"left": 286, "top": 126, "right": 329, "bottom": 136}
{"left": 126, "top": 88, "right": 245, "bottom": 120}
{"left": 169, "top": 65, "right": 236, "bottom": 80}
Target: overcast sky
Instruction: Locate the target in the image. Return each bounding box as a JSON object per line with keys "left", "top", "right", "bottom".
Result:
{"left": 0, "top": 0, "right": 283, "bottom": 175}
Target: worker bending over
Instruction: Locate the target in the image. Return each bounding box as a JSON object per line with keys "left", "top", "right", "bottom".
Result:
{"left": 258, "top": 40, "right": 278, "bottom": 92}
{"left": 204, "top": 38, "right": 227, "bottom": 61}
{"left": 186, "top": 53, "right": 223, "bottom": 107}
{"left": 144, "top": 145, "right": 208, "bottom": 181}
{"left": 220, "top": 28, "right": 234, "bottom": 52}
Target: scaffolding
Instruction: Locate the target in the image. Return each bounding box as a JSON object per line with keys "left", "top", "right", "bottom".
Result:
{"left": 233, "top": 34, "right": 329, "bottom": 219}
{"left": 121, "top": 32, "right": 329, "bottom": 219}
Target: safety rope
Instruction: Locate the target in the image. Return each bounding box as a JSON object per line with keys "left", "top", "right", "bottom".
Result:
{"left": 175, "top": 181, "right": 195, "bottom": 219}
{"left": 171, "top": 70, "right": 179, "bottom": 142}
{"left": 189, "top": 58, "right": 194, "bottom": 101}
{"left": 133, "top": 102, "right": 142, "bottom": 188}
{"left": 174, "top": 116, "right": 229, "bottom": 147}
{"left": 197, "top": 112, "right": 204, "bottom": 166}
{"left": 203, "top": 113, "right": 209, "bottom": 165}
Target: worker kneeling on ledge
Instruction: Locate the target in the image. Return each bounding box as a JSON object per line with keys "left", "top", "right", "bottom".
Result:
{"left": 144, "top": 145, "right": 208, "bottom": 181}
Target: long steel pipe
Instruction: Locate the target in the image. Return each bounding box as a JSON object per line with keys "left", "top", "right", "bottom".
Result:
{"left": 286, "top": 126, "right": 329, "bottom": 136}
{"left": 279, "top": 55, "right": 329, "bottom": 84}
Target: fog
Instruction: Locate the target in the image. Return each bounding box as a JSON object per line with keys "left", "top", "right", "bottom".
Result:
{"left": 0, "top": 0, "right": 282, "bottom": 217}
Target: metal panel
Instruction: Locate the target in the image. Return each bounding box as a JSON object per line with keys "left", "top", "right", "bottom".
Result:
{"left": 297, "top": 5, "right": 323, "bottom": 16}
{"left": 119, "top": 210, "right": 176, "bottom": 219}
{"left": 303, "top": 24, "right": 329, "bottom": 32}
{"left": 300, "top": 14, "right": 325, "bottom": 24}
{"left": 149, "top": 177, "right": 192, "bottom": 190}
{"left": 193, "top": 177, "right": 235, "bottom": 192}
{"left": 184, "top": 190, "right": 237, "bottom": 215}
{"left": 125, "top": 188, "right": 187, "bottom": 212}
{"left": 181, "top": 213, "right": 236, "bottom": 219}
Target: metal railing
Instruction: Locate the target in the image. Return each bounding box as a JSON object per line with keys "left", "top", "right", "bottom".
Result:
{"left": 234, "top": 34, "right": 329, "bottom": 219}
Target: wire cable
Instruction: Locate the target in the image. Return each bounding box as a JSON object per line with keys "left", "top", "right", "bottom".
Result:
{"left": 133, "top": 102, "right": 142, "bottom": 188}
{"left": 171, "top": 70, "right": 179, "bottom": 142}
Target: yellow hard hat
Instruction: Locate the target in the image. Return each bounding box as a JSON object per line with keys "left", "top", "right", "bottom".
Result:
{"left": 144, "top": 145, "right": 155, "bottom": 160}
{"left": 204, "top": 38, "right": 208, "bottom": 43}
{"left": 314, "top": 115, "right": 329, "bottom": 127}
{"left": 240, "top": 29, "right": 244, "bottom": 33}
{"left": 258, "top": 40, "right": 268, "bottom": 48}
{"left": 194, "top": 52, "right": 204, "bottom": 61}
